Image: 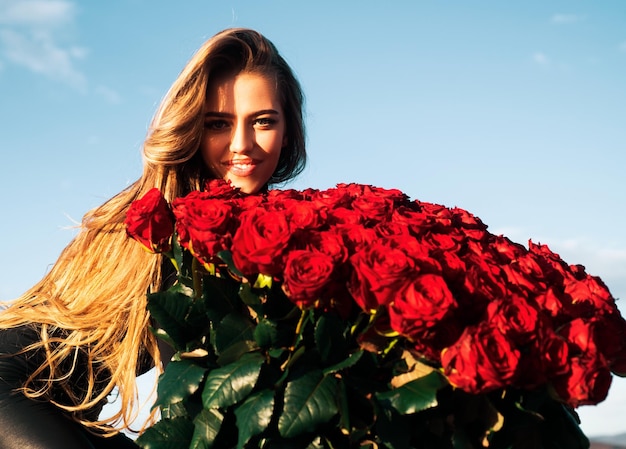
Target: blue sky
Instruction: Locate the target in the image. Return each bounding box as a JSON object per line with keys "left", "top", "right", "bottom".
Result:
{"left": 1, "top": 0, "right": 625, "bottom": 437}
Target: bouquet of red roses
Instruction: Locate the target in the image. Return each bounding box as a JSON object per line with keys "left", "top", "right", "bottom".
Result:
{"left": 126, "top": 180, "right": 626, "bottom": 449}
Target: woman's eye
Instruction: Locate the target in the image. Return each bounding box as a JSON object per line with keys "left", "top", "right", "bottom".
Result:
{"left": 254, "top": 117, "right": 277, "bottom": 127}
{"left": 204, "top": 120, "right": 229, "bottom": 131}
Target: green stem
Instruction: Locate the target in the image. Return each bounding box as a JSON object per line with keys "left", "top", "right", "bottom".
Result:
{"left": 191, "top": 257, "right": 202, "bottom": 299}
{"left": 163, "top": 250, "right": 179, "bottom": 273}
{"left": 383, "top": 337, "right": 399, "bottom": 356}
{"left": 278, "top": 309, "right": 309, "bottom": 377}
{"left": 295, "top": 308, "right": 307, "bottom": 336}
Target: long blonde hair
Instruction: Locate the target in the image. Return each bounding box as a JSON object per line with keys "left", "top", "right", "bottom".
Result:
{"left": 0, "top": 28, "right": 305, "bottom": 434}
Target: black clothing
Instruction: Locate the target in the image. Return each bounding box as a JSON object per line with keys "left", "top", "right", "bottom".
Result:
{"left": 0, "top": 326, "right": 139, "bottom": 449}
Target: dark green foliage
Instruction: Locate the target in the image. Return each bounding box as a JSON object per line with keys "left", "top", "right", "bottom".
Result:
{"left": 138, "top": 252, "right": 590, "bottom": 449}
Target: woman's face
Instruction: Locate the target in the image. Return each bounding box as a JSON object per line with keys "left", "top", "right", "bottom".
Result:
{"left": 200, "top": 72, "right": 286, "bottom": 194}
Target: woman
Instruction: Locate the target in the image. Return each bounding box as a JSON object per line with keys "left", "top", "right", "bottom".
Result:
{"left": 0, "top": 28, "right": 306, "bottom": 448}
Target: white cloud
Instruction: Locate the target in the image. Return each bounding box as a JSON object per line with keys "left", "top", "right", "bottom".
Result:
{"left": 95, "top": 85, "right": 122, "bottom": 104}
{"left": 0, "top": 0, "right": 75, "bottom": 26}
{"left": 0, "top": 0, "right": 86, "bottom": 89}
{"left": 0, "top": 28, "right": 86, "bottom": 89}
{"left": 551, "top": 14, "right": 584, "bottom": 24}
{"left": 532, "top": 52, "right": 550, "bottom": 65}
{"left": 552, "top": 238, "right": 626, "bottom": 277}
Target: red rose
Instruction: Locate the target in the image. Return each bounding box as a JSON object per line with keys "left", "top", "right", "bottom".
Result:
{"left": 350, "top": 194, "right": 394, "bottom": 225}
{"left": 564, "top": 271, "right": 616, "bottom": 317}
{"left": 420, "top": 231, "right": 464, "bottom": 252}
{"left": 336, "top": 183, "right": 407, "bottom": 204}
{"left": 348, "top": 239, "right": 417, "bottom": 311}
{"left": 327, "top": 207, "right": 365, "bottom": 226}
{"left": 391, "top": 205, "right": 437, "bottom": 236}
{"left": 388, "top": 273, "right": 457, "bottom": 337}
{"left": 279, "top": 198, "right": 326, "bottom": 230}
{"left": 362, "top": 184, "right": 408, "bottom": 203}
{"left": 303, "top": 230, "right": 349, "bottom": 265}
{"left": 266, "top": 188, "right": 305, "bottom": 201}
{"left": 203, "top": 179, "right": 241, "bottom": 199}
{"left": 410, "top": 319, "right": 464, "bottom": 363}
{"left": 491, "top": 235, "right": 527, "bottom": 264}
{"left": 450, "top": 207, "right": 487, "bottom": 241}
{"left": 374, "top": 221, "right": 412, "bottom": 240}
{"left": 334, "top": 183, "right": 367, "bottom": 198}
{"left": 442, "top": 323, "right": 521, "bottom": 394}
{"left": 418, "top": 231, "right": 466, "bottom": 281}
{"left": 528, "top": 241, "right": 569, "bottom": 285}
{"left": 459, "top": 248, "right": 506, "bottom": 318}
{"left": 470, "top": 319, "right": 567, "bottom": 390}
{"left": 502, "top": 252, "right": 547, "bottom": 294}
{"left": 282, "top": 250, "right": 336, "bottom": 308}
{"left": 533, "top": 287, "right": 567, "bottom": 320}
{"left": 335, "top": 224, "right": 378, "bottom": 254}
{"left": 310, "top": 186, "right": 352, "bottom": 209}
{"left": 422, "top": 202, "right": 454, "bottom": 230}
{"left": 485, "top": 295, "right": 540, "bottom": 345}
{"left": 232, "top": 194, "right": 265, "bottom": 211}
{"left": 538, "top": 329, "right": 569, "bottom": 378}
{"left": 231, "top": 207, "right": 292, "bottom": 276}
{"left": 594, "top": 312, "right": 626, "bottom": 374}
{"left": 172, "top": 193, "right": 236, "bottom": 265}
{"left": 432, "top": 249, "right": 466, "bottom": 282}
{"left": 552, "top": 356, "right": 612, "bottom": 407}
{"left": 393, "top": 201, "right": 460, "bottom": 237}
{"left": 561, "top": 318, "right": 597, "bottom": 353}
{"left": 125, "top": 188, "right": 174, "bottom": 253}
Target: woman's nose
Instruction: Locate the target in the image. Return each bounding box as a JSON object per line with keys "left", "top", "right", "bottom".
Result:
{"left": 229, "top": 122, "right": 253, "bottom": 153}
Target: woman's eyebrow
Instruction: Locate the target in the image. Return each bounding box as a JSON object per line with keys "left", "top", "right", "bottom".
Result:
{"left": 254, "top": 109, "right": 281, "bottom": 116}
{"left": 203, "top": 109, "right": 280, "bottom": 118}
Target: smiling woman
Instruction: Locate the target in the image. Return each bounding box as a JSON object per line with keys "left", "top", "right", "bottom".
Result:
{"left": 200, "top": 72, "right": 287, "bottom": 194}
{"left": 0, "top": 28, "right": 306, "bottom": 448}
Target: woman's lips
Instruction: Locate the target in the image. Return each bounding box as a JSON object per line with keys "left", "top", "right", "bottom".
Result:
{"left": 224, "top": 158, "right": 259, "bottom": 177}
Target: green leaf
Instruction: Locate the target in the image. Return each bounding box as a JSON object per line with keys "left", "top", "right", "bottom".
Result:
{"left": 375, "top": 407, "right": 412, "bottom": 449}
{"left": 202, "top": 275, "right": 241, "bottom": 322}
{"left": 148, "top": 282, "right": 209, "bottom": 352}
{"left": 234, "top": 389, "right": 275, "bottom": 449}
{"left": 314, "top": 313, "right": 348, "bottom": 365}
{"left": 323, "top": 350, "right": 364, "bottom": 375}
{"left": 155, "top": 360, "right": 207, "bottom": 408}
{"left": 171, "top": 233, "right": 186, "bottom": 277}
{"left": 216, "top": 339, "right": 259, "bottom": 366}
{"left": 258, "top": 435, "right": 325, "bottom": 448}
{"left": 202, "top": 352, "right": 264, "bottom": 409}
{"left": 304, "top": 437, "right": 326, "bottom": 449}
{"left": 160, "top": 400, "right": 188, "bottom": 420}
{"left": 217, "top": 250, "right": 245, "bottom": 278}
{"left": 148, "top": 286, "right": 196, "bottom": 350}
{"left": 189, "top": 408, "right": 224, "bottom": 449}
{"left": 239, "top": 281, "right": 263, "bottom": 307}
{"left": 214, "top": 312, "right": 256, "bottom": 356}
{"left": 278, "top": 370, "right": 339, "bottom": 439}
{"left": 537, "top": 402, "right": 590, "bottom": 449}
{"left": 336, "top": 377, "right": 350, "bottom": 434}
{"left": 452, "top": 429, "right": 477, "bottom": 449}
{"left": 375, "top": 371, "right": 446, "bottom": 415}
{"left": 150, "top": 326, "right": 176, "bottom": 351}
{"left": 136, "top": 417, "right": 194, "bottom": 449}
{"left": 253, "top": 318, "right": 279, "bottom": 348}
